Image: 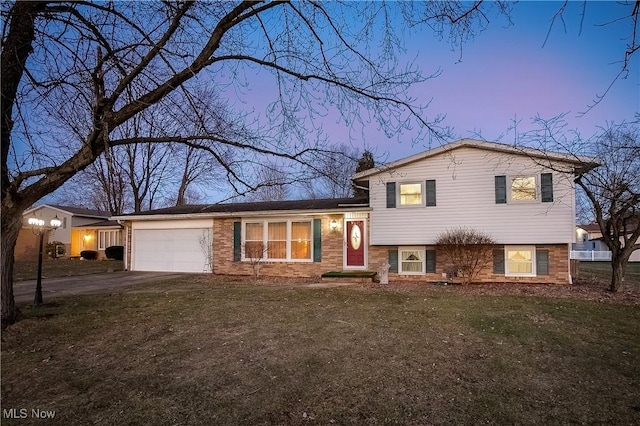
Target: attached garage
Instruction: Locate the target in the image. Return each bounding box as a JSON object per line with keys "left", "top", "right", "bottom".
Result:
{"left": 131, "top": 220, "right": 212, "bottom": 273}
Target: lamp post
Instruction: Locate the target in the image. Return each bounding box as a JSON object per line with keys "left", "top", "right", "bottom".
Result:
{"left": 28, "top": 216, "right": 62, "bottom": 305}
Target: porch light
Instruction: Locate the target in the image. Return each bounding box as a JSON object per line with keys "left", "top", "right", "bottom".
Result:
{"left": 330, "top": 219, "right": 338, "bottom": 231}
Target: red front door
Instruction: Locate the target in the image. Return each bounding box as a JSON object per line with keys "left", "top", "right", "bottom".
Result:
{"left": 346, "top": 220, "right": 365, "bottom": 268}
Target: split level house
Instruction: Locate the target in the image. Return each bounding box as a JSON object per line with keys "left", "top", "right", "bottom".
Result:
{"left": 113, "top": 139, "right": 597, "bottom": 285}
{"left": 17, "top": 204, "right": 123, "bottom": 261}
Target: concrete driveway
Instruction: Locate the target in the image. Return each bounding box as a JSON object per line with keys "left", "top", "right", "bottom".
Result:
{"left": 13, "top": 271, "right": 186, "bottom": 304}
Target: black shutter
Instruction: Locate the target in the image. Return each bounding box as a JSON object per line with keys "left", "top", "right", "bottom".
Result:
{"left": 495, "top": 176, "right": 507, "bottom": 204}
{"left": 536, "top": 249, "right": 549, "bottom": 275}
{"left": 541, "top": 173, "right": 554, "bottom": 203}
{"left": 386, "top": 182, "right": 396, "bottom": 208}
{"left": 426, "top": 250, "right": 436, "bottom": 273}
{"left": 313, "top": 219, "right": 322, "bottom": 262}
{"left": 233, "top": 222, "right": 241, "bottom": 261}
{"left": 388, "top": 249, "right": 398, "bottom": 273}
{"left": 425, "top": 180, "right": 436, "bottom": 207}
{"left": 493, "top": 248, "right": 505, "bottom": 274}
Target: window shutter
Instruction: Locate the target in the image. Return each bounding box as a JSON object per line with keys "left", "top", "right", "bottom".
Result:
{"left": 388, "top": 249, "right": 398, "bottom": 273}
{"left": 313, "top": 218, "right": 322, "bottom": 262}
{"left": 541, "top": 173, "right": 553, "bottom": 203}
{"left": 386, "top": 182, "right": 396, "bottom": 208}
{"left": 493, "top": 248, "right": 505, "bottom": 274}
{"left": 426, "top": 250, "right": 436, "bottom": 273}
{"left": 536, "top": 249, "right": 549, "bottom": 275}
{"left": 425, "top": 180, "right": 436, "bottom": 207}
{"left": 233, "top": 222, "right": 241, "bottom": 261}
{"left": 495, "top": 176, "right": 507, "bottom": 204}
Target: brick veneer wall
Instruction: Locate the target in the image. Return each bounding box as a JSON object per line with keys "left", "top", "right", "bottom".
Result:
{"left": 369, "top": 244, "right": 570, "bottom": 285}
{"left": 213, "top": 215, "right": 347, "bottom": 278}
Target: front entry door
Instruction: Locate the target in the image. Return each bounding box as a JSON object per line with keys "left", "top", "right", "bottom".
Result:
{"left": 345, "top": 220, "right": 365, "bottom": 268}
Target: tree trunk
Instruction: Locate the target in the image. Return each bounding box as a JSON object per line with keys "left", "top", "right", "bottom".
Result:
{"left": 1, "top": 204, "right": 24, "bottom": 328}
{"left": 609, "top": 255, "right": 627, "bottom": 292}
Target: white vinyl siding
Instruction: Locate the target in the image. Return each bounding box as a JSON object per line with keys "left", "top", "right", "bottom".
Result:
{"left": 367, "top": 147, "right": 576, "bottom": 245}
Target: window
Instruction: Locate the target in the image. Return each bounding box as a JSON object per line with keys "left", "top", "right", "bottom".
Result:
{"left": 243, "top": 220, "right": 313, "bottom": 261}
{"left": 244, "top": 222, "right": 265, "bottom": 259}
{"left": 399, "top": 183, "right": 422, "bottom": 206}
{"left": 291, "top": 221, "right": 311, "bottom": 259}
{"left": 268, "top": 222, "right": 287, "bottom": 259}
{"left": 98, "top": 230, "right": 121, "bottom": 250}
{"left": 505, "top": 246, "right": 536, "bottom": 277}
{"left": 511, "top": 176, "right": 536, "bottom": 201}
{"left": 399, "top": 247, "right": 425, "bottom": 274}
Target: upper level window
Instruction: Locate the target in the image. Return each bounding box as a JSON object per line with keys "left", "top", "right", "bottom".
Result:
{"left": 399, "top": 183, "right": 422, "bottom": 206}
{"left": 495, "top": 173, "right": 553, "bottom": 204}
{"left": 511, "top": 176, "right": 536, "bottom": 201}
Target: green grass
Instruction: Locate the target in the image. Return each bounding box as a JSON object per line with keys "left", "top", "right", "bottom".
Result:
{"left": 13, "top": 259, "right": 124, "bottom": 281}
{"left": 2, "top": 276, "right": 639, "bottom": 425}
{"left": 578, "top": 261, "right": 640, "bottom": 290}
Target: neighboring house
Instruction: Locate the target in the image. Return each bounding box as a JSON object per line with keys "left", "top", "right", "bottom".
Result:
{"left": 114, "top": 139, "right": 596, "bottom": 285}
{"left": 574, "top": 222, "right": 640, "bottom": 262}
{"left": 17, "top": 205, "right": 123, "bottom": 261}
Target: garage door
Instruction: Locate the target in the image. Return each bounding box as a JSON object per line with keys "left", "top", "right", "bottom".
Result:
{"left": 132, "top": 228, "right": 212, "bottom": 273}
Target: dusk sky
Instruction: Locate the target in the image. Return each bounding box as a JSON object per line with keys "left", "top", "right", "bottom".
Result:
{"left": 237, "top": 1, "right": 638, "bottom": 163}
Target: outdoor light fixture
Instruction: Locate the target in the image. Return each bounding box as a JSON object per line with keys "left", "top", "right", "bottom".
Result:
{"left": 330, "top": 219, "right": 339, "bottom": 231}
{"left": 29, "top": 216, "right": 61, "bottom": 305}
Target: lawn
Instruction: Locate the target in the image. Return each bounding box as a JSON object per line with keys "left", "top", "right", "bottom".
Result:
{"left": 13, "top": 259, "right": 124, "bottom": 281}
{"left": 578, "top": 261, "right": 640, "bottom": 291}
{"left": 2, "top": 276, "right": 639, "bottom": 425}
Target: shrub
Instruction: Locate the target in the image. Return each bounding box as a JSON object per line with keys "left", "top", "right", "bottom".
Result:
{"left": 435, "top": 227, "right": 495, "bottom": 285}
{"left": 46, "top": 241, "right": 64, "bottom": 259}
{"left": 105, "top": 245, "right": 124, "bottom": 260}
{"left": 80, "top": 250, "right": 98, "bottom": 260}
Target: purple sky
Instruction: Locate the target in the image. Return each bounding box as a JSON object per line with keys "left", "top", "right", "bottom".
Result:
{"left": 233, "top": 2, "right": 638, "bottom": 163}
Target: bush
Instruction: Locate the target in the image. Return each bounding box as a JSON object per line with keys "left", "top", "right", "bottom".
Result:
{"left": 105, "top": 245, "right": 124, "bottom": 260}
{"left": 46, "top": 241, "right": 65, "bottom": 259}
{"left": 80, "top": 250, "right": 98, "bottom": 260}
{"left": 435, "top": 227, "right": 495, "bottom": 285}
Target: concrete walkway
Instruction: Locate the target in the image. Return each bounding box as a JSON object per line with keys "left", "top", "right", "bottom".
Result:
{"left": 13, "top": 271, "right": 185, "bottom": 304}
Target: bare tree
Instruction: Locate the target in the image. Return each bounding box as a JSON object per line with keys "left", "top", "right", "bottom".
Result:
{"left": 303, "top": 144, "right": 360, "bottom": 199}
{"left": 247, "top": 162, "right": 291, "bottom": 202}
{"left": 545, "top": 1, "right": 639, "bottom": 113}
{"left": 242, "top": 241, "right": 268, "bottom": 282}
{"left": 519, "top": 116, "right": 639, "bottom": 292}
{"left": 574, "top": 124, "right": 640, "bottom": 292}
{"left": 2, "top": 1, "right": 511, "bottom": 326}
{"left": 435, "top": 227, "right": 496, "bottom": 285}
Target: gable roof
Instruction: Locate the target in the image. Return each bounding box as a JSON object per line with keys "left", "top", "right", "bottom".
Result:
{"left": 24, "top": 204, "right": 111, "bottom": 219}
{"left": 113, "top": 197, "right": 369, "bottom": 220}
{"left": 353, "top": 138, "right": 599, "bottom": 180}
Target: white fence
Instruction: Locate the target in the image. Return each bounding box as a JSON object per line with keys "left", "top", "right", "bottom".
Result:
{"left": 570, "top": 250, "right": 612, "bottom": 261}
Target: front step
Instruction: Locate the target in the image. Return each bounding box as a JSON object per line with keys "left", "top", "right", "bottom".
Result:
{"left": 321, "top": 270, "right": 378, "bottom": 283}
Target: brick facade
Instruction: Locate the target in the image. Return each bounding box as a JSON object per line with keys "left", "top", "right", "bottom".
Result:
{"left": 213, "top": 215, "right": 347, "bottom": 278}
{"left": 370, "top": 244, "right": 570, "bottom": 285}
